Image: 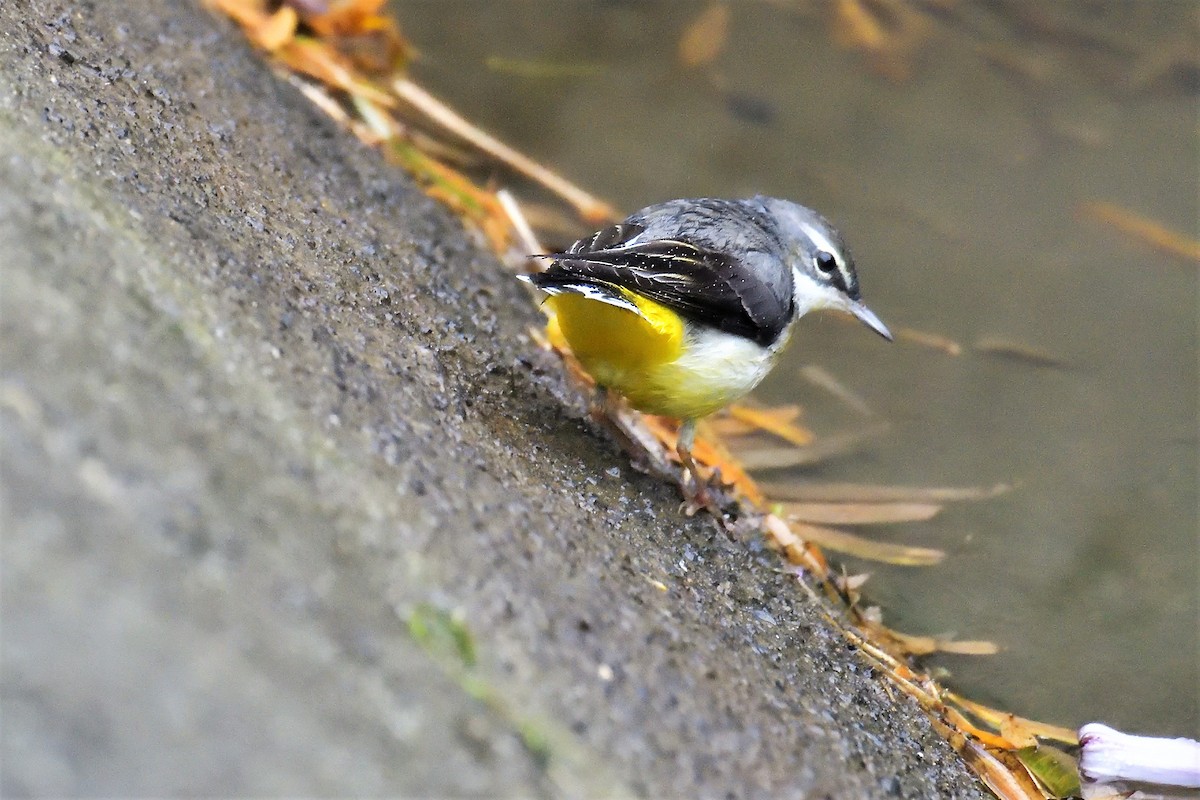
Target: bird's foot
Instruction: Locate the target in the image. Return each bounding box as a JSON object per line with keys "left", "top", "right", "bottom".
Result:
{"left": 678, "top": 466, "right": 736, "bottom": 530}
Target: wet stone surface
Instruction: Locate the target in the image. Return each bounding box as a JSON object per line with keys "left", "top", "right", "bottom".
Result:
{"left": 0, "top": 2, "right": 985, "bottom": 797}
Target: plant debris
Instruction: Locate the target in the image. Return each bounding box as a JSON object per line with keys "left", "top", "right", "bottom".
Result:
{"left": 786, "top": 520, "right": 946, "bottom": 566}
{"left": 831, "top": 0, "right": 931, "bottom": 83}
{"left": 896, "top": 325, "right": 965, "bottom": 355}
{"left": 757, "top": 480, "right": 1012, "bottom": 504}
{"left": 783, "top": 500, "right": 943, "bottom": 525}
{"left": 484, "top": 56, "right": 604, "bottom": 80}
{"left": 798, "top": 364, "right": 876, "bottom": 417}
{"left": 724, "top": 402, "right": 815, "bottom": 447}
{"left": 1078, "top": 200, "right": 1200, "bottom": 264}
{"left": 735, "top": 422, "right": 890, "bottom": 471}
{"left": 678, "top": 2, "right": 731, "bottom": 69}
{"left": 975, "top": 337, "right": 1069, "bottom": 369}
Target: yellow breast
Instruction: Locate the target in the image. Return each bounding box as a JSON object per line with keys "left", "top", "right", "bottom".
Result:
{"left": 547, "top": 290, "right": 781, "bottom": 420}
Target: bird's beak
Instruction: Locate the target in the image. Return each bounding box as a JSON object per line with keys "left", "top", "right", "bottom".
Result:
{"left": 848, "top": 300, "right": 893, "bottom": 341}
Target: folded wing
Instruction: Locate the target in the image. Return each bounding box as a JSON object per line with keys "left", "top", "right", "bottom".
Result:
{"left": 526, "top": 222, "right": 793, "bottom": 347}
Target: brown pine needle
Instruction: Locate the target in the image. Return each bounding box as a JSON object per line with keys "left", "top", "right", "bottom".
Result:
{"left": 706, "top": 416, "right": 763, "bottom": 437}
{"left": 678, "top": 2, "right": 731, "bottom": 69}
{"left": 896, "top": 326, "right": 963, "bottom": 355}
{"left": 975, "top": 337, "right": 1068, "bottom": 368}
{"left": 484, "top": 56, "right": 604, "bottom": 80}
{"left": 386, "top": 139, "right": 512, "bottom": 250}
{"left": 757, "top": 481, "right": 1011, "bottom": 504}
{"left": 958, "top": 738, "right": 1046, "bottom": 800}
{"left": 942, "top": 707, "right": 1026, "bottom": 752}
{"left": 512, "top": 199, "right": 597, "bottom": 242}
{"left": 789, "top": 522, "right": 945, "bottom": 566}
{"left": 278, "top": 37, "right": 395, "bottom": 106}
{"left": 762, "top": 513, "right": 830, "bottom": 574}
{"left": 799, "top": 364, "right": 875, "bottom": 417}
{"left": 783, "top": 500, "right": 942, "bottom": 525}
{"left": 391, "top": 77, "right": 617, "bottom": 224}
{"left": 947, "top": 693, "right": 1080, "bottom": 745}
{"left": 496, "top": 190, "right": 544, "bottom": 264}
{"left": 738, "top": 422, "right": 889, "bottom": 471}
{"left": 726, "top": 403, "right": 814, "bottom": 446}
{"left": 865, "top": 623, "right": 999, "bottom": 657}
{"left": 1079, "top": 200, "right": 1200, "bottom": 263}
{"left": 935, "top": 639, "right": 1002, "bottom": 656}
{"left": 831, "top": 0, "right": 929, "bottom": 83}
{"left": 294, "top": 74, "right": 357, "bottom": 125}
{"left": 710, "top": 403, "right": 803, "bottom": 437}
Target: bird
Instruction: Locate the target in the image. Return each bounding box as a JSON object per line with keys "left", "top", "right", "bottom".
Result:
{"left": 520, "top": 196, "right": 892, "bottom": 512}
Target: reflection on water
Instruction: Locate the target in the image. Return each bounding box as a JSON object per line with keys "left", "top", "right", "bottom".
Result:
{"left": 395, "top": 0, "right": 1198, "bottom": 734}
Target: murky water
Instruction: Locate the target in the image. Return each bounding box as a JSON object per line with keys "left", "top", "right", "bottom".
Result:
{"left": 394, "top": 1, "right": 1198, "bottom": 735}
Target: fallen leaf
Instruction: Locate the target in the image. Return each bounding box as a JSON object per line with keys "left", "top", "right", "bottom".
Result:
{"left": 1015, "top": 745, "right": 1081, "bottom": 799}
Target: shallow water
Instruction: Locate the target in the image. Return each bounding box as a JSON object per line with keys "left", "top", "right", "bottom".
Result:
{"left": 395, "top": 1, "right": 1198, "bottom": 735}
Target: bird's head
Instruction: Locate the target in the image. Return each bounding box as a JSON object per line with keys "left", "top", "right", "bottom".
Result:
{"left": 758, "top": 197, "right": 892, "bottom": 341}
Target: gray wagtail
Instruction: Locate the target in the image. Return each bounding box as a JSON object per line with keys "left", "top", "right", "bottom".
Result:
{"left": 520, "top": 196, "right": 892, "bottom": 507}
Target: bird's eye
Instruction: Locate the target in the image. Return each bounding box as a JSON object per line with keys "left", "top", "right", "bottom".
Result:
{"left": 815, "top": 251, "right": 838, "bottom": 274}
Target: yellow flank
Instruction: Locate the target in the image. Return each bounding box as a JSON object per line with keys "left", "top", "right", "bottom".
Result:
{"left": 547, "top": 288, "right": 774, "bottom": 421}
{"left": 549, "top": 289, "right": 682, "bottom": 375}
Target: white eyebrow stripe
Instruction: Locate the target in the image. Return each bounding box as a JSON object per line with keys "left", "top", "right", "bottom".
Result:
{"left": 797, "top": 220, "right": 840, "bottom": 261}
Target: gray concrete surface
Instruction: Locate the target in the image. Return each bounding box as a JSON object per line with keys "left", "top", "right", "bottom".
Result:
{"left": 0, "top": 1, "right": 986, "bottom": 797}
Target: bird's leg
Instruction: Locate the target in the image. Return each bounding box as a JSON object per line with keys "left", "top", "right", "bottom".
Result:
{"left": 588, "top": 385, "right": 611, "bottom": 424}
{"left": 676, "top": 418, "right": 726, "bottom": 520}
{"left": 591, "top": 394, "right": 726, "bottom": 520}
{"left": 675, "top": 417, "right": 699, "bottom": 481}
{"left": 589, "top": 387, "right": 674, "bottom": 479}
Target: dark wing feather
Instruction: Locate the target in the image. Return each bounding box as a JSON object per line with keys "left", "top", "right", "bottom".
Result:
{"left": 532, "top": 223, "right": 792, "bottom": 346}
{"left": 567, "top": 222, "right": 646, "bottom": 254}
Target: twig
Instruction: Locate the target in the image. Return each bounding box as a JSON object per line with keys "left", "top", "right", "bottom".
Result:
{"left": 392, "top": 77, "right": 618, "bottom": 224}
{"left": 496, "top": 189, "right": 543, "bottom": 265}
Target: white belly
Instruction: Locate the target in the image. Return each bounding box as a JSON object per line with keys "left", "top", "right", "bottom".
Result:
{"left": 633, "top": 323, "right": 792, "bottom": 420}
